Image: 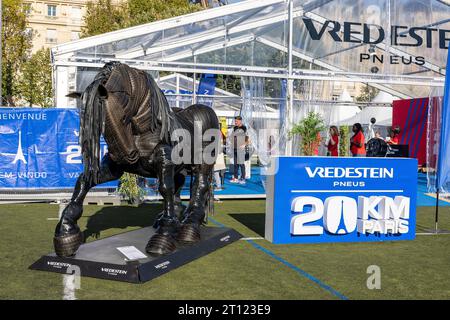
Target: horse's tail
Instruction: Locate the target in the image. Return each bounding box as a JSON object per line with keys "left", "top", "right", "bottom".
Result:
{"left": 79, "top": 79, "right": 105, "bottom": 185}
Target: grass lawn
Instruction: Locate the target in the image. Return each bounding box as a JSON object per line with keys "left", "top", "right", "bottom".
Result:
{"left": 0, "top": 200, "right": 449, "bottom": 300}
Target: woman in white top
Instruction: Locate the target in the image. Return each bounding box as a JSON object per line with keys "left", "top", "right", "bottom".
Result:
{"left": 214, "top": 128, "right": 227, "bottom": 191}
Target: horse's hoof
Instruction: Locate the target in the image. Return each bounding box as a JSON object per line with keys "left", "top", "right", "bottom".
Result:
{"left": 54, "top": 231, "right": 83, "bottom": 257}
{"left": 145, "top": 234, "right": 177, "bottom": 256}
{"left": 177, "top": 224, "right": 201, "bottom": 245}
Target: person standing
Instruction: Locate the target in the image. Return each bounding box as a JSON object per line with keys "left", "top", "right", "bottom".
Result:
{"left": 312, "top": 132, "right": 321, "bottom": 156}
{"left": 367, "top": 117, "right": 376, "bottom": 140}
{"left": 214, "top": 124, "right": 227, "bottom": 191}
{"left": 214, "top": 147, "right": 226, "bottom": 191}
{"left": 326, "top": 126, "right": 339, "bottom": 157}
{"left": 387, "top": 126, "right": 400, "bottom": 145}
{"left": 350, "top": 123, "right": 366, "bottom": 157}
{"left": 230, "top": 116, "right": 247, "bottom": 184}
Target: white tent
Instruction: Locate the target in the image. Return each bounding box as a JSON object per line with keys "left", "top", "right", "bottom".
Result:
{"left": 338, "top": 89, "right": 354, "bottom": 103}
{"left": 293, "top": 102, "right": 361, "bottom": 126}
{"left": 371, "top": 91, "right": 399, "bottom": 104}
{"left": 328, "top": 105, "right": 361, "bottom": 125}
{"left": 336, "top": 106, "right": 392, "bottom": 126}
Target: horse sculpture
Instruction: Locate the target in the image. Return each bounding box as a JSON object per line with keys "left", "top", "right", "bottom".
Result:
{"left": 54, "top": 62, "right": 219, "bottom": 257}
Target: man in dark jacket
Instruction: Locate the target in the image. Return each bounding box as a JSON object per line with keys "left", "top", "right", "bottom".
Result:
{"left": 230, "top": 116, "right": 247, "bottom": 184}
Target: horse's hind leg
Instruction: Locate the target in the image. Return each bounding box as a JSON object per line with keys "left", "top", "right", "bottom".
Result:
{"left": 54, "top": 154, "right": 123, "bottom": 257}
{"left": 173, "top": 171, "right": 187, "bottom": 218}
{"left": 177, "top": 164, "right": 214, "bottom": 244}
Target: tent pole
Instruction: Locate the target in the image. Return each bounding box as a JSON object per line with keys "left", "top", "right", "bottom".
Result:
{"left": 435, "top": 189, "right": 439, "bottom": 233}
{"left": 285, "top": 0, "right": 294, "bottom": 156}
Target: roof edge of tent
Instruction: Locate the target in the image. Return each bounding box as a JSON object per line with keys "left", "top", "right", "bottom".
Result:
{"left": 51, "top": 0, "right": 285, "bottom": 57}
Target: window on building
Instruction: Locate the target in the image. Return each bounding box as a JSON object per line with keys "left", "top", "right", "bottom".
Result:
{"left": 71, "top": 31, "right": 80, "bottom": 41}
{"left": 46, "top": 29, "right": 57, "bottom": 43}
{"left": 47, "top": 4, "right": 56, "bottom": 17}
{"left": 70, "top": 7, "right": 82, "bottom": 20}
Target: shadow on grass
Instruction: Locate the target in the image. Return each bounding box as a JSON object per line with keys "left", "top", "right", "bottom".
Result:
{"left": 83, "top": 203, "right": 162, "bottom": 242}
{"left": 229, "top": 213, "right": 265, "bottom": 237}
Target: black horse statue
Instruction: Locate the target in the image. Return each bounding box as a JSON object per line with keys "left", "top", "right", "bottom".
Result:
{"left": 54, "top": 62, "right": 219, "bottom": 257}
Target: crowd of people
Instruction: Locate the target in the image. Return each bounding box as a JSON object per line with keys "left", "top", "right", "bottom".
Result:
{"left": 212, "top": 116, "right": 402, "bottom": 190}
{"left": 213, "top": 116, "right": 252, "bottom": 191}
{"left": 325, "top": 122, "right": 401, "bottom": 157}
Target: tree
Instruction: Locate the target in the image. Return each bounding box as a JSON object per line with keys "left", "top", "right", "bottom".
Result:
{"left": 356, "top": 84, "right": 379, "bottom": 103}
{"left": 1, "top": 0, "right": 33, "bottom": 106}
{"left": 18, "top": 48, "right": 53, "bottom": 108}
{"left": 127, "top": 0, "right": 203, "bottom": 26}
{"left": 81, "top": 0, "right": 129, "bottom": 38}
{"left": 289, "top": 112, "right": 325, "bottom": 156}
{"left": 118, "top": 173, "right": 145, "bottom": 205}
{"left": 81, "top": 0, "right": 203, "bottom": 38}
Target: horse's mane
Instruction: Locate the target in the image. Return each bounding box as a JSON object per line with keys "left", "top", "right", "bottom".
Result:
{"left": 79, "top": 78, "right": 105, "bottom": 185}
{"left": 79, "top": 61, "right": 178, "bottom": 184}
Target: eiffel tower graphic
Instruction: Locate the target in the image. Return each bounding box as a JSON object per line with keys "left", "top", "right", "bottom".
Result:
{"left": 12, "top": 130, "right": 27, "bottom": 164}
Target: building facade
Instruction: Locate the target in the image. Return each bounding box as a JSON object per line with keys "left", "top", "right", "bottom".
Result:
{"left": 23, "top": 0, "right": 122, "bottom": 54}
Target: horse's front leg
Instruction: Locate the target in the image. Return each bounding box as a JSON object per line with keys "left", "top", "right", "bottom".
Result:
{"left": 54, "top": 154, "right": 123, "bottom": 257}
{"left": 146, "top": 144, "right": 179, "bottom": 256}
{"left": 177, "top": 164, "right": 214, "bottom": 244}
{"left": 152, "top": 170, "right": 186, "bottom": 228}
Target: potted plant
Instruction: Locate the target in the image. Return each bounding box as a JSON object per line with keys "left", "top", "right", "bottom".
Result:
{"left": 339, "top": 125, "right": 350, "bottom": 157}
{"left": 289, "top": 111, "right": 325, "bottom": 156}
{"left": 118, "top": 173, "right": 145, "bottom": 205}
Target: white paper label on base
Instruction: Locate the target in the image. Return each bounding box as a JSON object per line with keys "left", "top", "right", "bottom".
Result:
{"left": 116, "top": 246, "right": 147, "bottom": 260}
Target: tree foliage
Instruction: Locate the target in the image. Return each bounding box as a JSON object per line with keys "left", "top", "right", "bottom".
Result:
{"left": 18, "top": 48, "right": 53, "bottom": 108}
{"left": 356, "top": 84, "right": 379, "bottom": 103}
{"left": 118, "top": 173, "right": 145, "bottom": 205}
{"left": 1, "top": 0, "right": 33, "bottom": 106}
{"left": 289, "top": 112, "right": 325, "bottom": 156}
{"left": 339, "top": 125, "right": 350, "bottom": 157}
{"left": 81, "top": 0, "right": 129, "bottom": 37}
{"left": 127, "top": 0, "right": 203, "bottom": 26}
{"left": 82, "top": 0, "right": 203, "bottom": 38}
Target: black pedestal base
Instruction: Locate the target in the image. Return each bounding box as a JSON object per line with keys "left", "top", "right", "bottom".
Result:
{"left": 30, "top": 226, "right": 242, "bottom": 283}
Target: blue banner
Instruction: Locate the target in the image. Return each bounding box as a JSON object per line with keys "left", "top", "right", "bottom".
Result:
{"left": 0, "top": 108, "right": 115, "bottom": 189}
{"left": 197, "top": 74, "right": 217, "bottom": 107}
{"left": 197, "top": 74, "right": 217, "bottom": 96}
{"left": 437, "top": 49, "right": 450, "bottom": 192}
{"left": 265, "top": 157, "right": 417, "bottom": 244}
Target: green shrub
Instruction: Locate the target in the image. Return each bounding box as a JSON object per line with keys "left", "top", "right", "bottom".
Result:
{"left": 289, "top": 112, "right": 325, "bottom": 156}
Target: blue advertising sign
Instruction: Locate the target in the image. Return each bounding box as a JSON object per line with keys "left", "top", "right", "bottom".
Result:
{"left": 436, "top": 48, "right": 450, "bottom": 192}
{"left": 0, "top": 108, "right": 115, "bottom": 189}
{"left": 265, "top": 156, "right": 417, "bottom": 244}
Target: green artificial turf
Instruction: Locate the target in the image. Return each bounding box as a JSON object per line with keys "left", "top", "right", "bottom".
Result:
{"left": 0, "top": 200, "right": 449, "bottom": 300}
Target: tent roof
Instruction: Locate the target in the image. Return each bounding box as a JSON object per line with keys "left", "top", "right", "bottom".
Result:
{"left": 371, "top": 91, "right": 397, "bottom": 104}
{"left": 52, "top": 0, "right": 449, "bottom": 101}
